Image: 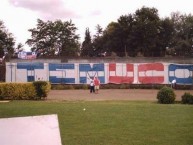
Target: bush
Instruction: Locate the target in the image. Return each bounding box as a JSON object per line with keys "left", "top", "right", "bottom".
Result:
{"left": 0, "top": 83, "right": 5, "bottom": 99}
{"left": 7, "top": 83, "right": 36, "bottom": 100}
{"left": 181, "top": 92, "right": 193, "bottom": 104}
{"left": 51, "top": 84, "right": 65, "bottom": 90}
{"left": 81, "top": 84, "right": 88, "bottom": 90}
{"left": 0, "top": 82, "right": 51, "bottom": 100}
{"left": 157, "top": 86, "right": 176, "bottom": 104}
{"left": 0, "top": 83, "right": 36, "bottom": 100}
{"left": 33, "top": 81, "right": 51, "bottom": 99}
{"left": 120, "top": 84, "right": 127, "bottom": 89}
{"left": 68, "top": 85, "right": 75, "bottom": 90}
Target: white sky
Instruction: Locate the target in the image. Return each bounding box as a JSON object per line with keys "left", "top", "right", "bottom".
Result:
{"left": 0, "top": 0, "right": 193, "bottom": 50}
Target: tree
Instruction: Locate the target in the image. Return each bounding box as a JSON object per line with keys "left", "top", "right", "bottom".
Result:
{"left": 100, "top": 7, "right": 164, "bottom": 57}
{"left": 0, "top": 20, "right": 15, "bottom": 58}
{"left": 12, "top": 43, "right": 24, "bottom": 58}
{"left": 92, "top": 25, "right": 106, "bottom": 56}
{"left": 26, "top": 19, "right": 80, "bottom": 57}
{"left": 131, "top": 7, "right": 161, "bottom": 56}
{"left": 157, "top": 18, "right": 175, "bottom": 56}
{"left": 95, "top": 24, "right": 103, "bottom": 37}
{"left": 102, "top": 22, "right": 125, "bottom": 56}
{"left": 117, "top": 14, "right": 134, "bottom": 56}
{"left": 81, "top": 28, "right": 93, "bottom": 57}
{"left": 171, "top": 12, "right": 193, "bottom": 56}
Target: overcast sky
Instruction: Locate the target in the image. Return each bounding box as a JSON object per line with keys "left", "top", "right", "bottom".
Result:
{"left": 0, "top": 0, "right": 193, "bottom": 50}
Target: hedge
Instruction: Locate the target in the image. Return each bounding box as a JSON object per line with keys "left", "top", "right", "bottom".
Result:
{"left": 0, "top": 81, "right": 51, "bottom": 100}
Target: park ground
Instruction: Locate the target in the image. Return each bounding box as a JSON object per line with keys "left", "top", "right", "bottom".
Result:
{"left": 47, "top": 89, "right": 193, "bottom": 101}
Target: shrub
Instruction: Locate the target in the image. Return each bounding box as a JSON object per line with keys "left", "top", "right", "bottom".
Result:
{"left": 22, "top": 83, "right": 37, "bottom": 99}
{"left": 107, "top": 84, "right": 120, "bottom": 89}
{"left": 33, "top": 81, "right": 51, "bottom": 99}
{"left": 0, "top": 83, "right": 36, "bottom": 100}
{"left": 68, "top": 85, "right": 74, "bottom": 90}
{"left": 157, "top": 86, "right": 176, "bottom": 104}
{"left": 0, "top": 83, "right": 5, "bottom": 99}
{"left": 82, "top": 84, "right": 88, "bottom": 90}
{"left": 120, "top": 84, "right": 127, "bottom": 89}
{"left": 51, "top": 84, "right": 65, "bottom": 90}
{"left": 181, "top": 92, "right": 193, "bottom": 104}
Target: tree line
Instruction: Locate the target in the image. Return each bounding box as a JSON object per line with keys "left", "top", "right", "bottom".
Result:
{"left": 0, "top": 6, "right": 193, "bottom": 58}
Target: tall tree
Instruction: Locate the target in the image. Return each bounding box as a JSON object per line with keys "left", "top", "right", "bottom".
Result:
{"left": 132, "top": 7, "right": 161, "bottom": 56}
{"left": 171, "top": 12, "right": 193, "bottom": 56}
{"left": 102, "top": 22, "right": 125, "bottom": 56}
{"left": 0, "top": 20, "right": 15, "bottom": 58}
{"left": 95, "top": 24, "right": 103, "bottom": 37}
{"left": 81, "top": 28, "right": 93, "bottom": 57}
{"left": 101, "top": 7, "right": 163, "bottom": 57}
{"left": 157, "top": 17, "right": 175, "bottom": 56}
{"left": 117, "top": 14, "right": 134, "bottom": 56}
{"left": 92, "top": 25, "right": 105, "bottom": 56}
{"left": 26, "top": 19, "right": 80, "bottom": 57}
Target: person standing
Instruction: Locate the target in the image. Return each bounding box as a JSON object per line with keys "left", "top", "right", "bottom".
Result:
{"left": 94, "top": 77, "right": 100, "bottom": 94}
{"left": 171, "top": 79, "right": 176, "bottom": 89}
{"left": 89, "top": 78, "right": 95, "bottom": 93}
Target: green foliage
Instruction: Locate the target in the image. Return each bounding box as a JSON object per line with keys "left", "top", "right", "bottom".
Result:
{"left": 73, "top": 84, "right": 88, "bottom": 90}
{"left": 0, "top": 20, "right": 15, "bottom": 57}
{"left": 81, "top": 84, "right": 88, "bottom": 90}
{"left": 54, "top": 84, "right": 74, "bottom": 90}
{"left": 50, "top": 84, "right": 169, "bottom": 90}
{"left": 81, "top": 27, "right": 93, "bottom": 57}
{"left": 0, "top": 83, "right": 36, "bottom": 100}
{"left": 68, "top": 85, "right": 75, "bottom": 90}
{"left": 51, "top": 84, "right": 65, "bottom": 90}
{"left": 50, "top": 84, "right": 193, "bottom": 90}
{"left": 181, "top": 92, "right": 193, "bottom": 104}
{"left": 171, "top": 12, "right": 193, "bottom": 56}
{"left": 80, "top": 7, "right": 193, "bottom": 57}
{"left": 119, "top": 84, "right": 128, "bottom": 89}
{"left": 157, "top": 86, "right": 176, "bottom": 104}
{"left": 52, "top": 84, "right": 89, "bottom": 90}
{"left": 26, "top": 19, "right": 80, "bottom": 57}
{"left": 33, "top": 81, "right": 51, "bottom": 99}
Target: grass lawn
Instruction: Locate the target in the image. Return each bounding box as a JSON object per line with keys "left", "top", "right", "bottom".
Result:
{"left": 0, "top": 100, "right": 193, "bottom": 145}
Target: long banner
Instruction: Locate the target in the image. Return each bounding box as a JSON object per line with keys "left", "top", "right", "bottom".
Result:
{"left": 6, "top": 62, "right": 193, "bottom": 85}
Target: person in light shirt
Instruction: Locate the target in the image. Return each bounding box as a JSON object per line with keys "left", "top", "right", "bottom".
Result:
{"left": 89, "top": 78, "right": 95, "bottom": 93}
{"left": 171, "top": 79, "right": 176, "bottom": 89}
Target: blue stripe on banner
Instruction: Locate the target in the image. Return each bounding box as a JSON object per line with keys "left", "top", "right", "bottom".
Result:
{"left": 49, "top": 64, "right": 63, "bottom": 70}
{"left": 79, "top": 64, "right": 92, "bottom": 71}
{"left": 49, "top": 63, "right": 74, "bottom": 71}
{"left": 168, "top": 64, "right": 193, "bottom": 84}
{"left": 93, "top": 64, "right": 104, "bottom": 71}
{"left": 49, "top": 77, "right": 75, "bottom": 84}
{"left": 79, "top": 63, "right": 104, "bottom": 71}
{"left": 80, "top": 77, "right": 87, "bottom": 83}
{"left": 27, "top": 76, "right": 34, "bottom": 82}
{"left": 169, "top": 64, "right": 193, "bottom": 71}
{"left": 98, "top": 77, "right": 105, "bottom": 84}
{"left": 17, "top": 63, "right": 44, "bottom": 70}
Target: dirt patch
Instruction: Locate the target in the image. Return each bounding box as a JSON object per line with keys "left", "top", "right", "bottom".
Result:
{"left": 47, "top": 89, "right": 193, "bottom": 101}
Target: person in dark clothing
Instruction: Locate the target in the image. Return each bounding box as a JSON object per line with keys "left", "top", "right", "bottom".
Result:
{"left": 89, "top": 79, "right": 95, "bottom": 93}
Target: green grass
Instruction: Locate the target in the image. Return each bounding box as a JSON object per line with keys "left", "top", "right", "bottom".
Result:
{"left": 0, "top": 101, "right": 193, "bottom": 145}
